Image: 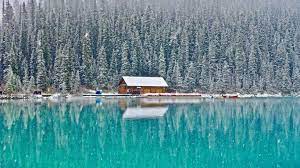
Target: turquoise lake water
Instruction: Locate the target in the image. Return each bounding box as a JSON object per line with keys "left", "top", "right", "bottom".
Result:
{"left": 0, "top": 98, "right": 299, "bottom": 167}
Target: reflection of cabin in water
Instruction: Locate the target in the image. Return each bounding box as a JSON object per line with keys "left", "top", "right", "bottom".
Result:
{"left": 118, "top": 76, "right": 168, "bottom": 94}
{"left": 123, "top": 106, "right": 168, "bottom": 120}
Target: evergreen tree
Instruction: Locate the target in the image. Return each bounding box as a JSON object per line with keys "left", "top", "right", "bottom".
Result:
{"left": 82, "top": 33, "right": 94, "bottom": 87}
{"left": 274, "top": 39, "right": 292, "bottom": 93}
{"left": 172, "top": 61, "right": 183, "bottom": 90}
{"left": 131, "top": 48, "right": 139, "bottom": 75}
{"left": 199, "top": 54, "right": 210, "bottom": 92}
{"left": 248, "top": 44, "right": 258, "bottom": 91}
{"left": 97, "top": 46, "right": 108, "bottom": 88}
{"left": 120, "top": 42, "right": 130, "bottom": 76}
{"left": 108, "top": 48, "right": 120, "bottom": 86}
{"left": 36, "top": 32, "right": 47, "bottom": 91}
{"left": 53, "top": 46, "right": 63, "bottom": 90}
{"left": 184, "top": 62, "right": 196, "bottom": 92}
{"left": 221, "top": 61, "right": 232, "bottom": 93}
{"left": 73, "top": 71, "right": 81, "bottom": 93}
{"left": 280, "top": 55, "right": 292, "bottom": 94}
{"left": 158, "top": 45, "right": 166, "bottom": 78}
{"left": 235, "top": 45, "right": 246, "bottom": 92}
{"left": 28, "top": 76, "right": 35, "bottom": 93}
{"left": 4, "top": 65, "right": 18, "bottom": 94}
{"left": 166, "top": 61, "right": 173, "bottom": 86}
{"left": 179, "top": 29, "right": 189, "bottom": 74}
{"left": 19, "top": 2, "right": 29, "bottom": 80}
{"left": 23, "top": 65, "right": 30, "bottom": 93}
{"left": 293, "top": 31, "right": 300, "bottom": 93}
{"left": 208, "top": 42, "right": 217, "bottom": 87}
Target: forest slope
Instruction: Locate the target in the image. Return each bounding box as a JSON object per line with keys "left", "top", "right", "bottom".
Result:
{"left": 0, "top": 0, "right": 299, "bottom": 94}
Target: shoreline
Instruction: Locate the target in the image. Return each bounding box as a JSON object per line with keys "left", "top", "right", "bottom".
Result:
{"left": 0, "top": 92, "right": 299, "bottom": 100}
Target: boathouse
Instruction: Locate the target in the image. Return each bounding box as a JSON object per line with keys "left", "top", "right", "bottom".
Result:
{"left": 118, "top": 76, "right": 168, "bottom": 94}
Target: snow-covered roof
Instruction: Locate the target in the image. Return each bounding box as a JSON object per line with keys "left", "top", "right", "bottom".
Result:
{"left": 121, "top": 76, "right": 168, "bottom": 87}
{"left": 123, "top": 106, "right": 168, "bottom": 120}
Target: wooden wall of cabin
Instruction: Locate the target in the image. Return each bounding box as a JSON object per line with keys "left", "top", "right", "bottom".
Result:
{"left": 118, "top": 85, "right": 127, "bottom": 94}
{"left": 119, "top": 86, "right": 142, "bottom": 94}
{"left": 118, "top": 86, "right": 167, "bottom": 94}
{"left": 141, "top": 87, "right": 166, "bottom": 94}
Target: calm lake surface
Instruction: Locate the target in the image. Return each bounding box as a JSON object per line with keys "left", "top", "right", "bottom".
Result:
{"left": 0, "top": 98, "right": 299, "bottom": 168}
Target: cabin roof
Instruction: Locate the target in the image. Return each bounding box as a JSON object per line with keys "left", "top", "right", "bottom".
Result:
{"left": 121, "top": 76, "right": 168, "bottom": 87}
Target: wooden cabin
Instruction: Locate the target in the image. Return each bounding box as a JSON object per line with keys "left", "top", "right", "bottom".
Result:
{"left": 118, "top": 76, "right": 168, "bottom": 94}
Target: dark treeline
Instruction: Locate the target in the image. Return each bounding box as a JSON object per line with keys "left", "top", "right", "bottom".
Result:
{"left": 0, "top": 0, "right": 299, "bottom": 94}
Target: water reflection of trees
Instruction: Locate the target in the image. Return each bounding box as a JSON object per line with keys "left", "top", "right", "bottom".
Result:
{"left": 0, "top": 98, "right": 299, "bottom": 167}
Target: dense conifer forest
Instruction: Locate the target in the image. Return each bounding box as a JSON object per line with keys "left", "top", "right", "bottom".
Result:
{"left": 0, "top": 0, "right": 299, "bottom": 94}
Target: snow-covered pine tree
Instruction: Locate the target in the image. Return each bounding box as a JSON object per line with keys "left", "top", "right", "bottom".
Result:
{"left": 73, "top": 70, "right": 81, "bottom": 93}
{"left": 158, "top": 45, "right": 166, "bottom": 78}
{"left": 4, "top": 65, "right": 17, "bottom": 94}
{"left": 221, "top": 61, "right": 232, "bottom": 93}
{"left": 184, "top": 62, "right": 196, "bottom": 92}
{"left": 199, "top": 54, "right": 210, "bottom": 92}
{"left": 166, "top": 47, "right": 177, "bottom": 85}
{"left": 82, "top": 33, "right": 95, "bottom": 88}
{"left": 1, "top": 0, "right": 15, "bottom": 81}
{"left": 151, "top": 50, "right": 159, "bottom": 76}
{"left": 120, "top": 42, "right": 130, "bottom": 76}
{"left": 97, "top": 46, "right": 108, "bottom": 88}
{"left": 248, "top": 44, "right": 258, "bottom": 92}
{"left": 23, "top": 64, "right": 30, "bottom": 93}
{"left": 36, "top": 32, "right": 47, "bottom": 91}
{"left": 65, "top": 42, "right": 76, "bottom": 92}
{"left": 208, "top": 41, "right": 217, "bottom": 88}
{"left": 131, "top": 48, "right": 139, "bottom": 75}
{"left": 235, "top": 44, "right": 246, "bottom": 92}
{"left": 108, "top": 48, "right": 120, "bottom": 87}
{"left": 53, "top": 46, "right": 63, "bottom": 90}
{"left": 292, "top": 31, "right": 300, "bottom": 93}
{"left": 143, "top": 49, "right": 150, "bottom": 76}
{"left": 166, "top": 61, "right": 173, "bottom": 86}
{"left": 172, "top": 61, "right": 183, "bottom": 91}
{"left": 264, "top": 60, "right": 274, "bottom": 93}
{"left": 179, "top": 28, "right": 189, "bottom": 74}
{"left": 194, "top": 52, "right": 203, "bottom": 84}
{"left": 275, "top": 40, "right": 292, "bottom": 93}
{"left": 19, "top": 2, "right": 29, "bottom": 81}
{"left": 28, "top": 76, "right": 35, "bottom": 92}
{"left": 280, "top": 54, "right": 292, "bottom": 94}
